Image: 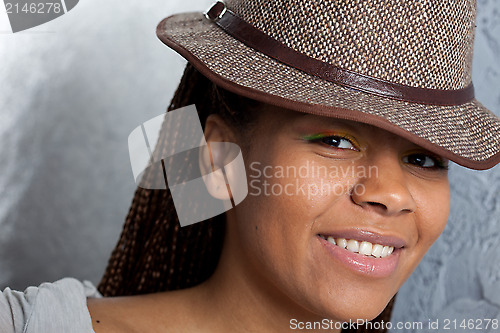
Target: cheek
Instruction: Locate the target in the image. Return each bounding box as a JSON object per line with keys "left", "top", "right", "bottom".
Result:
{"left": 234, "top": 155, "right": 359, "bottom": 288}
{"left": 414, "top": 180, "right": 451, "bottom": 247}
{"left": 240, "top": 163, "right": 318, "bottom": 255}
{"left": 244, "top": 160, "right": 349, "bottom": 238}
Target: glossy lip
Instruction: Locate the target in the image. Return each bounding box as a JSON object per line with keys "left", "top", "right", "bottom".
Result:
{"left": 316, "top": 234, "right": 403, "bottom": 278}
{"left": 318, "top": 229, "right": 408, "bottom": 248}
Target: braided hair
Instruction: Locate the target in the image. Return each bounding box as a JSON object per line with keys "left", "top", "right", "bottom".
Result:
{"left": 97, "top": 63, "right": 395, "bottom": 333}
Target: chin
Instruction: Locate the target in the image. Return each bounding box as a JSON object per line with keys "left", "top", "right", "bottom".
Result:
{"left": 307, "top": 288, "right": 394, "bottom": 324}
{"left": 328, "top": 304, "right": 388, "bottom": 323}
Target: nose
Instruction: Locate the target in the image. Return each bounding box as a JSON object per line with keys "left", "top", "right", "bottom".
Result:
{"left": 350, "top": 154, "right": 417, "bottom": 216}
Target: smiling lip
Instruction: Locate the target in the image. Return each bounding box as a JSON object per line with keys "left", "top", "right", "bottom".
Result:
{"left": 317, "top": 230, "right": 406, "bottom": 278}
{"left": 320, "top": 229, "right": 407, "bottom": 248}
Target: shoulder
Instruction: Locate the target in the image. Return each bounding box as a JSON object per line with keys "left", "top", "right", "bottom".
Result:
{"left": 88, "top": 287, "right": 205, "bottom": 333}
{"left": 87, "top": 295, "right": 160, "bottom": 333}
{"left": 0, "top": 278, "right": 99, "bottom": 333}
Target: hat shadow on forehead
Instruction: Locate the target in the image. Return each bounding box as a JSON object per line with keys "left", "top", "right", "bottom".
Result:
{"left": 157, "top": 0, "right": 500, "bottom": 170}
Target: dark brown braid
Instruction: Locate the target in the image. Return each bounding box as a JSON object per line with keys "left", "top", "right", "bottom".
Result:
{"left": 97, "top": 63, "right": 395, "bottom": 333}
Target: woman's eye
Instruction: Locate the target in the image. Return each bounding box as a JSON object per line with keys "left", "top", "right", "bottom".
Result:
{"left": 320, "top": 136, "right": 356, "bottom": 150}
{"left": 403, "top": 153, "right": 447, "bottom": 169}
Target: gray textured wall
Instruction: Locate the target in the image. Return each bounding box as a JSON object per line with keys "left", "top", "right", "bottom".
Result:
{"left": 0, "top": 0, "right": 498, "bottom": 329}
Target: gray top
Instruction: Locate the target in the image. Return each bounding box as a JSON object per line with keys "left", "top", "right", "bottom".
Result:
{"left": 0, "top": 278, "right": 101, "bottom": 333}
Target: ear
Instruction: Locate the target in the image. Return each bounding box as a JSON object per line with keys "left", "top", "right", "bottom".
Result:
{"left": 199, "top": 115, "right": 240, "bottom": 201}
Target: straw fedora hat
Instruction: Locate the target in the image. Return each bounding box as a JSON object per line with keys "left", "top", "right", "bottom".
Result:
{"left": 157, "top": 0, "right": 500, "bottom": 170}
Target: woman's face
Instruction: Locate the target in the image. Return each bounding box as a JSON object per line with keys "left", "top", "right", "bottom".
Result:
{"left": 220, "top": 106, "right": 450, "bottom": 322}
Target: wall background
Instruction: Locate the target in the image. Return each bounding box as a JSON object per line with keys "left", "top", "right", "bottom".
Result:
{"left": 0, "top": 0, "right": 209, "bottom": 289}
{"left": 0, "top": 0, "right": 498, "bottom": 330}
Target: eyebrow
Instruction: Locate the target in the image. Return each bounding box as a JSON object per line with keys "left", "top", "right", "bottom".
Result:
{"left": 292, "top": 114, "right": 367, "bottom": 134}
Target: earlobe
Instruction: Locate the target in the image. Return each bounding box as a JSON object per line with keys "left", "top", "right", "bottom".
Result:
{"left": 199, "top": 115, "right": 248, "bottom": 204}
{"left": 203, "top": 168, "right": 233, "bottom": 201}
{"left": 200, "top": 142, "right": 234, "bottom": 201}
{"left": 199, "top": 115, "right": 238, "bottom": 201}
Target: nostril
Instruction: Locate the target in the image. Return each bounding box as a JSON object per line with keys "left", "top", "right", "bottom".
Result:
{"left": 350, "top": 184, "right": 417, "bottom": 215}
{"left": 367, "top": 201, "right": 387, "bottom": 209}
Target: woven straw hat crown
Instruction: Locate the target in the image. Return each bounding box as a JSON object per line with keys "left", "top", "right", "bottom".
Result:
{"left": 157, "top": 0, "right": 500, "bottom": 169}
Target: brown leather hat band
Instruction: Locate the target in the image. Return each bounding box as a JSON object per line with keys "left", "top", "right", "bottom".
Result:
{"left": 205, "top": 2, "right": 475, "bottom": 106}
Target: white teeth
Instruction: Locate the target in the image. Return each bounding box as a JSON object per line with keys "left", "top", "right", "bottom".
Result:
{"left": 381, "top": 246, "right": 390, "bottom": 257}
{"left": 346, "top": 239, "right": 360, "bottom": 252}
{"left": 322, "top": 235, "right": 396, "bottom": 258}
{"left": 337, "top": 238, "right": 348, "bottom": 248}
{"left": 371, "top": 244, "right": 383, "bottom": 257}
{"left": 359, "top": 241, "right": 373, "bottom": 256}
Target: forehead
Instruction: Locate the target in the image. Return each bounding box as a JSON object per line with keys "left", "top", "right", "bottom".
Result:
{"left": 253, "top": 105, "right": 408, "bottom": 144}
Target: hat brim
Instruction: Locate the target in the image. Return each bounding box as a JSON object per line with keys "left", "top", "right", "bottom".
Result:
{"left": 157, "top": 13, "right": 500, "bottom": 170}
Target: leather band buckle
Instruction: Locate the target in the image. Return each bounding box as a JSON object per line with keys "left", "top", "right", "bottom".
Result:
{"left": 204, "top": 1, "right": 227, "bottom": 22}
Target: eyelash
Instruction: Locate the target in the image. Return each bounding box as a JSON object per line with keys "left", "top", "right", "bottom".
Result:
{"left": 304, "top": 134, "right": 358, "bottom": 151}
{"left": 402, "top": 153, "right": 449, "bottom": 170}
{"left": 304, "top": 134, "right": 449, "bottom": 170}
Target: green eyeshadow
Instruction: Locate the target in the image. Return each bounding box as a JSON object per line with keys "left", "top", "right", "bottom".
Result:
{"left": 302, "top": 133, "right": 331, "bottom": 141}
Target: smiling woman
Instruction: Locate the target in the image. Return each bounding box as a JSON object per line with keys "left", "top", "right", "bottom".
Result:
{"left": 90, "top": 0, "right": 499, "bottom": 332}
{"left": 198, "top": 109, "right": 450, "bottom": 322}
{"left": 86, "top": 0, "right": 500, "bottom": 331}
{"left": 1, "top": 0, "right": 499, "bottom": 332}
